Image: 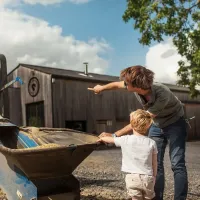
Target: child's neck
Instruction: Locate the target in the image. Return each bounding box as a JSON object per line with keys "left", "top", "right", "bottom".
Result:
{"left": 133, "top": 131, "right": 145, "bottom": 137}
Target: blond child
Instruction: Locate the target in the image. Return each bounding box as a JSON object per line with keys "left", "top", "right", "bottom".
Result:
{"left": 98, "top": 109, "right": 158, "bottom": 200}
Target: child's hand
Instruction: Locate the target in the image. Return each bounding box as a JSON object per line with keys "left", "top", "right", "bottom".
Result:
{"left": 99, "top": 132, "right": 112, "bottom": 138}
{"left": 96, "top": 138, "right": 107, "bottom": 145}
{"left": 97, "top": 138, "right": 102, "bottom": 143}
{"left": 96, "top": 136, "right": 114, "bottom": 144}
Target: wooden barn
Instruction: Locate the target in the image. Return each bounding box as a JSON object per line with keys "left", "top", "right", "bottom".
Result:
{"left": 7, "top": 63, "right": 200, "bottom": 140}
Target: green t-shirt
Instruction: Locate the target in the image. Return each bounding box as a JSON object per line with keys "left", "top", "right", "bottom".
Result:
{"left": 134, "top": 83, "right": 184, "bottom": 128}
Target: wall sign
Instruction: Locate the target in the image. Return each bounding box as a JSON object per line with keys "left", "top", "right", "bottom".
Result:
{"left": 28, "top": 77, "right": 40, "bottom": 97}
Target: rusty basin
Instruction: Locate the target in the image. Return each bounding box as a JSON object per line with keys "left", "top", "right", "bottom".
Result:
{"left": 0, "top": 119, "right": 101, "bottom": 200}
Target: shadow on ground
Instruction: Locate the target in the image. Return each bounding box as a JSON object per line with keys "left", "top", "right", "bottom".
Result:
{"left": 81, "top": 196, "right": 130, "bottom": 200}
{"left": 77, "top": 177, "right": 122, "bottom": 187}
{"left": 188, "top": 192, "right": 200, "bottom": 197}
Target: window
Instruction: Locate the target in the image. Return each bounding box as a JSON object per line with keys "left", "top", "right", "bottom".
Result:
{"left": 65, "top": 121, "right": 87, "bottom": 132}
{"left": 26, "top": 101, "right": 45, "bottom": 127}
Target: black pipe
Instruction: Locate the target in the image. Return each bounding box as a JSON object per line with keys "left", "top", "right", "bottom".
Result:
{"left": 0, "top": 54, "right": 9, "bottom": 118}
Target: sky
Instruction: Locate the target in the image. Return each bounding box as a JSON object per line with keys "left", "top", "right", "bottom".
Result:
{"left": 0, "top": 0, "right": 183, "bottom": 84}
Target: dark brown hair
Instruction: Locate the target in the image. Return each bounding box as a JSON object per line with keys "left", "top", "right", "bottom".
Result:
{"left": 120, "top": 65, "right": 154, "bottom": 90}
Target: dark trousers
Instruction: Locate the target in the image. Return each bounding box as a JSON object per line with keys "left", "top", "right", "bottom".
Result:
{"left": 149, "top": 117, "right": 188, "bottom": 200}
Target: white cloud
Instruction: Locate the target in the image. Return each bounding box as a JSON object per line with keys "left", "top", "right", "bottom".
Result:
{"left": 146, "top": 38, "right": 183, "bottom": 84}
{"left": 0, "top": 0, "right": 20, "bottom": 8}
{"left": 23, "top": 0, "right": 65, "bottom": 5}
{"left": 68, "top": 0, "right": 91, "bottom": 4}
{"left": 24, "top": 0, "right": 91, "bottom": 5}
{"left": 0, "top": 8, "right": 111, "bottom": 74}
{"left": 0, "top": 0, "right": 91, "bottom": 7}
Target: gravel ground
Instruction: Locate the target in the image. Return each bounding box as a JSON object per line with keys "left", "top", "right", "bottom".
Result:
{"left": 73, "top": 141, "right": 200, "bottom": 200}
{"left": 0, "top": 188, "right": 8, "bottom": 200}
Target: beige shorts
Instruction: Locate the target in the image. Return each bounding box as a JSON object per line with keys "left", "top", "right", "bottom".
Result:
{"left": 125, "top": 173, "right": 155, "bottom": 200}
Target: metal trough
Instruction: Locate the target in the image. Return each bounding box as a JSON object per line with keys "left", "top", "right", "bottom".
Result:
{"left": 0, "top": 119, "right": 100, "bottom": 200}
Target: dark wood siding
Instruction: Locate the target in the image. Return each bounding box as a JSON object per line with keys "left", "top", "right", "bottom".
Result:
{"left": 114, "top": 90, "right": 142, "bottom": 121}
{"left": 172, "top": 91, "right": 200, "bottom": 103}
{"left": 52, "top": 78, "right": 200, "bottom": 139}
{"left": 184, "top": 104, "right": 200, "bottom": 140}
{"left": 7, "top": 65, "right": 200, "bottom": 140}
{"left": 8, "top": 88, "right": 22, "bottom": 126}
{"left": 171, "top": 91, "right": 200, "bottom": 140}
{"left": 7, "top": 66, "right": 53, "bottom": 127}
{"left": 52, "top": 78, "right": 142, "bottom": 133}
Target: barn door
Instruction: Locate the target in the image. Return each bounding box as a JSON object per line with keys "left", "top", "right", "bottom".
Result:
{"left": 26, "top": 101, "right": 45, "bottom": 127}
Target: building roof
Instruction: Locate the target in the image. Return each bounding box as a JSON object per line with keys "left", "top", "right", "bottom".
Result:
{"left": 19, "top": 63, "right": 120, "bottom": 83}
{"left": 9, "top": 63, "right": 190, "bottom": 92}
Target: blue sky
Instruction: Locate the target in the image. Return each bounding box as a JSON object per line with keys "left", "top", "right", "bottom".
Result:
{"left": 21, "top": 0, "right": 148, "bottom": 76}
{"left": 0, "top": 0, "right": 181, "bottom": 83}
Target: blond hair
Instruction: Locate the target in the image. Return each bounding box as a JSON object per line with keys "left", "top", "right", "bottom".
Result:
{"left": 130, "top": 109, "right": 153, "bottom": 135}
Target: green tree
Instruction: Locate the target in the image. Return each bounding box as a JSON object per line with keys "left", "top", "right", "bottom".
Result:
{"left": 123, "top": 0, "right": 200, "bottom": 97}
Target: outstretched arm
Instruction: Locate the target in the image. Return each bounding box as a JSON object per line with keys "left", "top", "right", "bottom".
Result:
{"left": 88, "top": 81, "right": 126, "bottom": 94}
{"left": 115, "top": 124, "right": 132, "bottom": 137}
{"left": 99, "top": 124, "right": 132, "bottom": 138}
{"left": 97, "top": 136, "right": 115, "bottom": 144}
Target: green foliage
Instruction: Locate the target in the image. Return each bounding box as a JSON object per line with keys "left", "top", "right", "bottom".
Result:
{"left": 123, "top": 0, "right": 200, "bottom": 98}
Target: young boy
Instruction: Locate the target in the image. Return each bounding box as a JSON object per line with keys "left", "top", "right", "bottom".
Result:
{"left": 98, "top": 109, "right": 158, "bottom": 200}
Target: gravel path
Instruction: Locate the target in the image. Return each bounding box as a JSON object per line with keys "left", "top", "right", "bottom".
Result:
{"left": 73, "top": 141, "right": 200, "bottom": 200}
{"left": 0, "top": 188, "right": 8, "bottom": 200}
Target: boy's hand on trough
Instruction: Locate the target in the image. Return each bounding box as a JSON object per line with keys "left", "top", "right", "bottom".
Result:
{"left": 99, "top": 132, "right": 112, "bottom": 138}
{"left": 96, "top": 137, "right": 107, "bottom": 145}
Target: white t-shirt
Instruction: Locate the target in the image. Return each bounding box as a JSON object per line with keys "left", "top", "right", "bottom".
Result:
{"left": 114, "top": 134, "right": 158, "bottom": 175}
